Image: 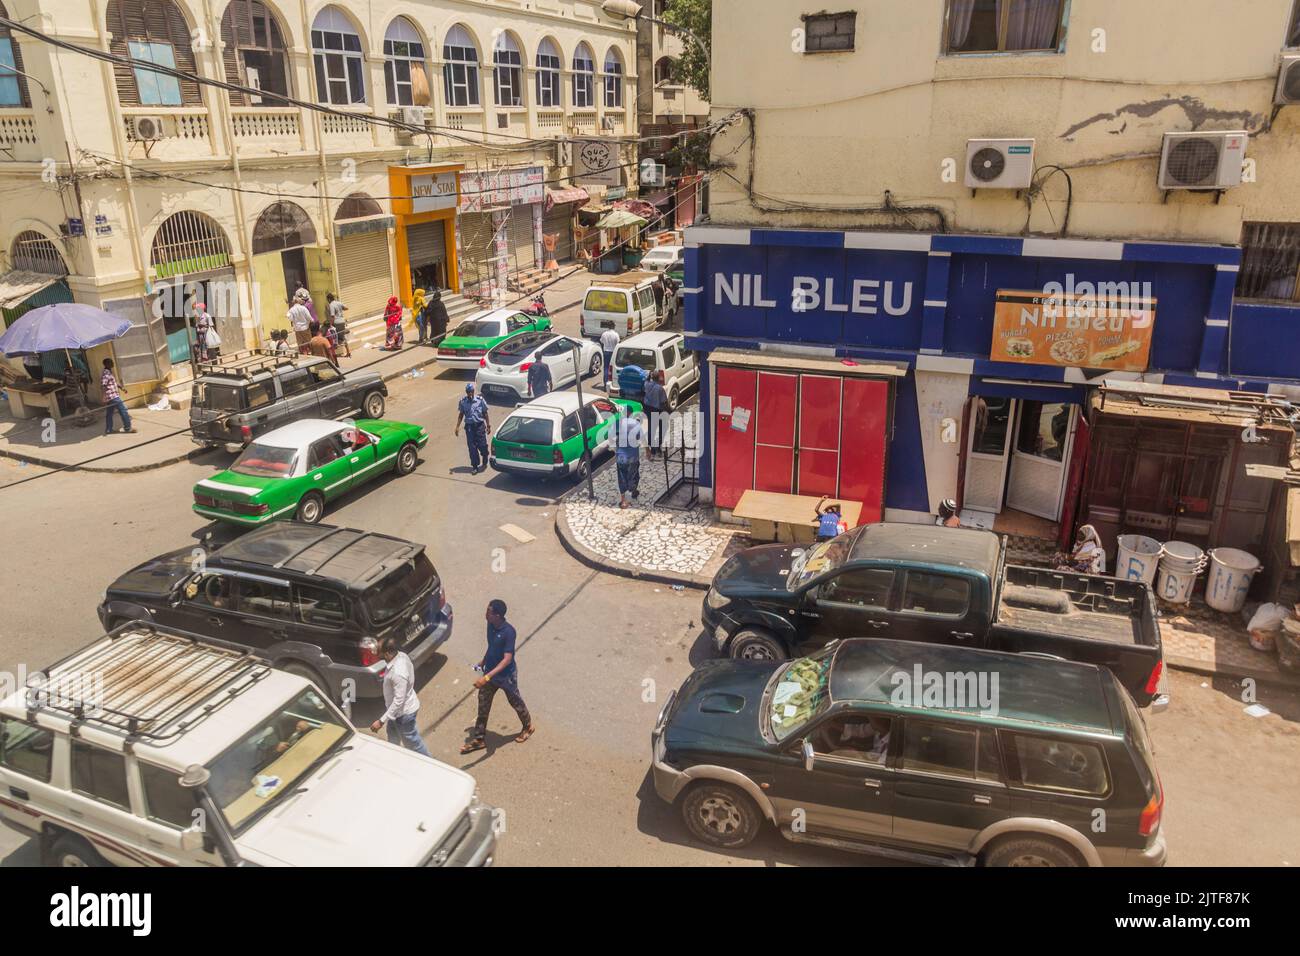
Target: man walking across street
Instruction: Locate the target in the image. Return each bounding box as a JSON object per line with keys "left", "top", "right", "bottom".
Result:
{"left": 455, "top": 382, "right": 491, "bottom": 474}
{"left": 527, "top": 353, "right": 553, "bottom": 398}
{"left": 326, "top": 292, "right": 351, "bottom": 357}
{"left": 615, "top": 408, "right": 644, "bottom": 508}
{"left": 461, "top": 599, "right": 535, "bottom": 754}
{"left": 101, "top": 358, "right": 136, "bottom": 435}
{"left": 370, "top": 637, "right": 431, "bottom": 756}
{"left": 599, "top": 327, "right": 619, "bottom": 389}
{"left": 643, "top": 369, "right": 668, "bottom": 459}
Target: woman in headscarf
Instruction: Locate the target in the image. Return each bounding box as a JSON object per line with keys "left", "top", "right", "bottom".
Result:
{"left": 412, "top": 288, "right": 428, "bottom": 345}
{"left": 427, "top": 287, "right": 450, "bottom": 342}
{"left": 383, "top": 296, "right": 404, "bottom": 350}
{"left": 1056, "top": 524, "right": 1106, "bottom": 575}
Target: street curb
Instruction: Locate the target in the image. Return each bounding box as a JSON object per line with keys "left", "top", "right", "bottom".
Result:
{"left": 1164, "top": 652, "right": 1300, "bottom": 691}
{"left": 0, "top": 352, "right": 443, "bottom": 475}
{"left": 554, "top": 496, "right": 712, "bottom": 591}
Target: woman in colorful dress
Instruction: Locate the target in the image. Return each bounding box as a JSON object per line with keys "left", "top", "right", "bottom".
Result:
{"left": 383, "top": 295, "right": 404, "bottom": 350}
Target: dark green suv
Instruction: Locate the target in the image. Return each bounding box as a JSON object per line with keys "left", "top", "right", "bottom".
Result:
{"left": 651, "top": 638, "right": 1166, "bottom": 867}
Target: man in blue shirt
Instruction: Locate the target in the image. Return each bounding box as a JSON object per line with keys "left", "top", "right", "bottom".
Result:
{"left": 615, "top": 411, "right": 644, "bottom": 509}
{"left": 454, "top": 383, "right": 492, "bottom": 474}
{"left": 461, "top": 599, "right": 534, "bottom": 754}
{"left": 527, "top": 356, "right": 553, "bottom": 398}
{"left": 617, "top": 361, "right": 648, "bottom": 401}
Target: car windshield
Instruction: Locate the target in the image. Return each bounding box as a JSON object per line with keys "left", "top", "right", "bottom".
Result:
{"left": 496, "top": 415, "right": 556, "bottom": 445}
{"left": 786, "top": 526, "right": 864, "bottom": 589}
{"left": 208, "top": 687, "right": 351, "bottom": 834}
{"left": 193, "top": 381, "right": 244, "bottom": 411}
{"left": 585, "top": 290, "right": 628, "bottom": 313}
{"left": 489, "top": 335, "right": 547, "bottom": 364}
{"left": 767, "top": 647, "right": 835, "bottom": 743}
{"left": 452, "top": 319, "right": 501, "bottom": 338}
{"left": 363, "top": 552, "right": 437, "bottom": 625}
{"left": 615, "top": 347, "right": 657, "bottom": 371}
{"left": 230, "top": 443, "right": 297, "bottom": 477}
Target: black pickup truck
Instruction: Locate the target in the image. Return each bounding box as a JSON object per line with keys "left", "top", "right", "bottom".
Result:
{"left": 702, "top": 523, "right": 1167, "bottom": 708}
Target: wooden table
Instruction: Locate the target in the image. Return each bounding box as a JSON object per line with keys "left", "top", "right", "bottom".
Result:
{"left": 5, "top": 381, "right": 64, "bottom": 420}
{"left": 732, "top": 490, "right": 863, "bottom": 544}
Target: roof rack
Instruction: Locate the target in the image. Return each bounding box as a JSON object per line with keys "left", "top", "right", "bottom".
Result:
{"left": 271, "top": 525, "right": 351, "bottom": 572}
{"left": 196, "top": 348, "right": 303, "bottom": 379}
{"left": 26, "top": 624, "right": 270, "bottom": 747}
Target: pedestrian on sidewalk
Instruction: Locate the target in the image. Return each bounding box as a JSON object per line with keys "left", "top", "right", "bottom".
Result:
{"left": 455, "top": 382, "right": 491, "bottom": 474}
{"left": 615, "top": 409, "right": 644, "bottom": 508}
{"left": 192, "top": 302, "right": 212, "bottom": 363}
{"left": 814, "top": 497, "right": 847, "bottom": 542}
{"left": 294, "top": 286, "right": 317, "bottom": 323}
{"left": 204, "top": 323, "right": 222, "bottom": 360}
{"left": 326, "top": 293, "right": 351, "bottom": 357}
{"left": 382, "top": 295, "right": 405, "bottom": 351}
{"left": 527, "top": 353, "right": 553, "bottom": 398}
{"left": 460, "top": 599, "right": 535, "bottom": 754}
{"left": 370, "top": 637, "right": 431, "bottom": 756}
{"left": 599, "top": 327, "right": 619, "bottom": 389}
{"left": 413, "top": 287, "right": 429, "bottom": 345}
{"left": 427, "top": 288, "right": 450, "bottom": 343}
{"left": 307, "top": 320, "right": 337, "bottom": 366}
{"left": 644, "top": 369, "right": 667, "bottom": 459}
{"left": 288, "top": 297, "right": 313, "bottom": 351}
{"left": 100, "top": 358, "right": 135, "bottom": 435}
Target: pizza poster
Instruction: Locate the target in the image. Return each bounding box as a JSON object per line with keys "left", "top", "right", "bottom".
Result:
{"left": 989, "top": 289, "right": 1156, "bottom": 371}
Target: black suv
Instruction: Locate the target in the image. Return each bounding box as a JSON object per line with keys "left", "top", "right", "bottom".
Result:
{"left": 98, "top": 523, "right": 452, "bottom": 702}
{"left": 190, "top": 351, "right": 388, "bottom": 449}
{"left": 651, "top": 638, "right": 1166, "bottom": 867}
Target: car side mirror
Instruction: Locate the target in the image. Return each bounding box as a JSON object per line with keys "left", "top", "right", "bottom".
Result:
{"left": 801, "top": 739, "right": 815, "bottom": 772}
{"left": 804, "top": 586, "right": 819, "bottom": 604}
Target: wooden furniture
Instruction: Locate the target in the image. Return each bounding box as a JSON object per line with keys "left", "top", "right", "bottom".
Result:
{"left": 732, "top": 490, "right": 863, "bottom": 544}
{"left": 5, "top": 380, "right": 64, "bottom": 420}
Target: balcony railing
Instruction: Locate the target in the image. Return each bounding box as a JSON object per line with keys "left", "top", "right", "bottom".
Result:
{"left": 0, "top": 111, "right": 40, "bottom": 161}
{"left": 571, "top": 111, "right": 598, "bottom": 133}
{"left": 120, "top": 107, "right": 213, "bottom": 160}
{"left": 230, "top": 107, "right": 301, "bottom": 143}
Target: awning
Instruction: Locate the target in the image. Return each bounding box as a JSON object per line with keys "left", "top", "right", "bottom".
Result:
{"left": 708, "top": 347, "right": 908, "bottom": 378}
{"left": 1090, "top": 388, "right": 1291, "bottom": 432}
{"left": 614, "top": 199, "right": 660, "bottom": 221}
{"left": 0, "top": 270, "right": 61, "bottom": 311}
{"left": 545, "top": 186, "right": 589, "bottom": 211}
{"left": 594, "top": 209, "right": 647, "bottom": 230}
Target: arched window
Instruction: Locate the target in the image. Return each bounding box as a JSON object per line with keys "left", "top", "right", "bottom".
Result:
{"left": 602, "top": 48, "right": 623, "bottom": 109}
{"left": 384, "top": 17, "right": 428, "bottom": 107}
{"left": 0, "top": 2, "right": 31, "bottom": 107}
{"left": 221, "top": 1, "right": 291, "bottom": 104}
{"left": 149, "top": 211, "right": 231, "bottom": 278}
{"left": 11, "top": 231, "right": 66, "bottom": 275}
{"left": 443, "top": 24, "right": 479, "bottom": 107}
{"left": 572, "top": 42, "right": 594, "bottom": 109}
{"left": 251, "top": 201, "right": 317, "bottom": 254}
{"left": 493, "top": 33, "right": 522, "bottom": 107}
{"left": 311, "top": 7, "right": 365, "bottom": 105}
{"left": 535, "top": 39, "right": 561, "bottom": 108}
{"left": 654, "top": 56, "right": 676, "bottom": 85}
{"left": 336, "top": 192, "right": 384, "bottom": 220}
{"left": 106, "top": 0, "right": 201, "bottom": 106}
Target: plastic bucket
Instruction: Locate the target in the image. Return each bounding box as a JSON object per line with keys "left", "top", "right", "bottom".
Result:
{"left": 1155, "top": 541, "right": 1205, "bottom": 605}
{"left": 1115, "top": 535, "right": 1163, "bottom": 585}
{"left": 1160, "top": 540, "right": 1205, "bottom": 569}
{"left": 1205, "top": 548, "right": 1262, "bottom": 614}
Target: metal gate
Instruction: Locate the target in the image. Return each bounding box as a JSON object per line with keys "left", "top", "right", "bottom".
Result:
{"left": 506, "top": 205, "right": 537, "bottom": 272}
{"left": 459, "top": 212, "right": 496, "bottom": 290}
{"left": 335, "top": 231, "right": 392, "bottom": 317}
{"left": 542, "top": 205, "right": 574, "bottom": 262}
{"left": 407, "top": 220, "right": 447, "bottom": 269}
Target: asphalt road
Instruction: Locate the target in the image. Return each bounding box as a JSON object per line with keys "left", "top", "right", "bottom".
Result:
{"left": 1, "top": 284, "right": 1297, "bottom": 867}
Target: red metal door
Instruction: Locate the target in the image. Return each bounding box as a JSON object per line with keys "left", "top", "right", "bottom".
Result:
{"left": 838, "top": 378, "right": 890, "bottom": 524}
{"left": 713, "top": 366, "right": 757, "bottom": 509}
{"left": 755, "top": 372, "right": 798, "bottom": 494}
{"left": 796, "top": 374, "right": 842, "bottom": 497}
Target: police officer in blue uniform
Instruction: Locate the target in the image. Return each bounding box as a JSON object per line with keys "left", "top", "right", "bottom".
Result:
{"left": 455, "top": 382, "right": 492, "bottom": 474}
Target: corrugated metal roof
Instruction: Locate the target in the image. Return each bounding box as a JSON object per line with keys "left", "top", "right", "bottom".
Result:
{"left": 0, "top": 270, "right": 60, "bottom": 310}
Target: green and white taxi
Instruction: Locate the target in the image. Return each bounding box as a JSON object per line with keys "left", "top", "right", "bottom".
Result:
{"left": 193, "top": 418, "right": 427, "bottom": 525}
{"left": 490, "top": 392, "right": 643, "bottom": 480}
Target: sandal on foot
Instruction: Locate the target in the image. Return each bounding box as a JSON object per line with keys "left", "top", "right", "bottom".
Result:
{"left": 515, "top": 724, "right": 536, "bottom": 743}
{"left": 459, "top": 738, "right": 486, "bottom": 754}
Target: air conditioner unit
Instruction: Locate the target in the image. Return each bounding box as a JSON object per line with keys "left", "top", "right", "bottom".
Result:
{"left": 601, "top": 116, "right": 615, "bottom": 131}
{"left": 556, "top": 141, "right": 572, "bottom": 166}
{"left": 400, "top": 106, "right": 427, "bottom": 127}
{"left": 130, "top": 116, "right": 167, "bottom": 142}
{"left": 1275, "top": 54, "right": 1300, "bottom": 105}
{"left": 1158, "top": 130, "right": 1247, "bottom": 190}
{"left": 964, "top": 138, "right": 1035, "bottom": 189}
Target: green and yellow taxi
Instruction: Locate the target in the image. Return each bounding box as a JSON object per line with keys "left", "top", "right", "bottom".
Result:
{"left": 436, "top": 308, "right": 552, "bottom": 369}
{"left": 489, "top": 392, "right": 642, "bottom": 481}
{"left": 193, "top": 418, "right": 427, "bottom": 525}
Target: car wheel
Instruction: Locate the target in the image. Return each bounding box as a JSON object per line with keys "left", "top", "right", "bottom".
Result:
{"left": 49, "top": 833, "right": 108, "bottom": 868}
{"left": 362, "top": 391, "right": 386, "bottom": 419}
{"left": 279, "top": 661, "right": 331, "bottom": 699}
{"left": 729, "top": 628, "right": 787, "bottom": 662}
{"left": 588, "top": 352, "right": 603, "bottom": 378}
{"left": 667, "top": 385, "right": 680, "bottom": 411}
{"left": 571, "top": 457, "right": 590, "bottom": 483}
{"left": 982, "top": 836, "right": 1081, "bottom": 868}
{"left": 296, "top": 491, "right": 325, "bottom": 524}
{"left": 395, "top": 442, "right": 419, "bottom": 475}
{"left": 681, "top": 782, "right": 762, "bottom": 849}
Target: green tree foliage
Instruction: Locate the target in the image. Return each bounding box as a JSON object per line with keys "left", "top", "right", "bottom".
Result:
{"left": 662, "top": 0, "right": 711, "bottom": 102}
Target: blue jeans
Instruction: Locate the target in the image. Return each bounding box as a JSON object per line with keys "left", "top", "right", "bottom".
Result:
{"left": 602, "top": 351, "right": 614, "bottom": 385}
{"left": 616, "top": 457, "right": 640, "bottom": 498}
{"left": 104, "top": 397, "right": 132, "bottom": 433}
{"left": 465, "top": 422, "right": 488, "bottom": 470}
{"left": 386, "top": 712, "right": 431, "bottom": 756}
{"left": 415, "top": 313, "right": 427, "bottom": 341}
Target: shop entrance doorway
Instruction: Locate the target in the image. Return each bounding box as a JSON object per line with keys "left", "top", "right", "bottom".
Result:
{"left": 963, "top": 397, "right": 1078, "bottom": 522}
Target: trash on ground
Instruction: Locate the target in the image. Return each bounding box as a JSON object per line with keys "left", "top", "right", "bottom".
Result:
{"left": 1243, "top": 704, "right": 1272, "bottom": 719}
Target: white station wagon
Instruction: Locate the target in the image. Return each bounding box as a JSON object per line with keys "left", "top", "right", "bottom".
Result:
{"left": 0, "top": 625, "right": 498, "bottom": 867}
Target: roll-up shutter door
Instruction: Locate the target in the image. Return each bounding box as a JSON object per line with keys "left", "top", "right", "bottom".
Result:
{"left": 407, "top": 220, "right": 447, "bottom": 268}
{"left": 542, "top": 205, "right": 573, "bottom": 262}
{"left": 335, "top": 231, "right": 392, "bottom": 317}
{"left": 459, "top": 212, "right": 496, "bottom": 288}
{"left": 506, "top": 206, "right": 537, "bottom": 272}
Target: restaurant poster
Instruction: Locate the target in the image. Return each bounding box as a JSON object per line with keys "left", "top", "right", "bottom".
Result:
{"left": 990, "top": 288, "right": 1157, "bottom": 371}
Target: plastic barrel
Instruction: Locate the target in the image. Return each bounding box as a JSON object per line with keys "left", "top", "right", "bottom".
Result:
{"left": 1115, "top": 534, "right": 1163, "bottom": 585}
{"left": 1155, "top": 541, "right": 1205, "bottom": 605}
{"left": 1205, "top": 548, "right": 1261, "bottom": 614}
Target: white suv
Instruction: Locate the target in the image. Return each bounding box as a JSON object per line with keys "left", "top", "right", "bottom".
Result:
{"left": 0, "top": 625, "right": 498, "bottom": 867}
{"left": 610, "top": 331, "right": 700, "bottom": 409}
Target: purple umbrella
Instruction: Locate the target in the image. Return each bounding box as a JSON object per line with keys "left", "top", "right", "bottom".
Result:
{"left": 0, "top": 302, "right": 131, "bottom": 357}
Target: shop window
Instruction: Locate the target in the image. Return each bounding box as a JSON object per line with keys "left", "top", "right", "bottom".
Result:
{"left": 337, "top": 192, "right": 384, "bottom": 220}
{"left": 1237, "top": 222, "right": 1300, "bottom": 301}
{"left": 220, "top": 0, "right": 292, "bottom": 104}
{"left": 945, "top": 0, "right": 1066, "bottom": 54}
{"left": 71, "top": 740, "right": 131, "bottom": 811}
{"left": 536, "top": 39, "right": 561, "bottom": 107}
{"left": 443, "top": 24, "right": 480, "bottom": 108}
{"left": 970, "top": 396, "right": 1013, "bottom": 455}
{"left": 106, "top": 0, "right": 202, "bottom": 106}
{"left": 0, "top": 4, "right": 31, "bottom": 107}
{"left": 603, "top": 49, "right": 623, "bottom": 108}
{"left": 1016, "top": 400, "right": 1069, "bottom": 462}
{"left": 384, "top": 17, "right": 429, "bottom": 108}
{"left": 802, "top": 11, "right": 856, "bottom": 53}
{"left": 493, "top": 33, "right": 523, "bottom": 107}
{"left": 572, "top": 43, "right": 595, "bottom": 109}
{"left": 149, "top": 210, "right": 232, "bottom": 279}
{"left": 10, "top": 231, "right": 67, "bottom": 275}
{"left": 252, "top": 201, "right": 317, "bottom": 255}
{"left": 311, "top": 7, "right": 365, "bottom": 106}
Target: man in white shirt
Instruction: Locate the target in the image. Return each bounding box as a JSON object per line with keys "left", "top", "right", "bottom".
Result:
{"left": 599, "top": 327, "right": 620, "bottom": 390}
{"left": 288, "top": 300, "right": 313, "bottom": 351}
{"left": 369, "top": 637, "right": 431, "bottom": 756}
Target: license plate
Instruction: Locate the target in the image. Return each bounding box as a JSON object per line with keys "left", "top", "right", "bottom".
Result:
{"left": 514, "top": 448, "right": 537, "bottom": 460}
{"left": 485, "top": 384, "right": 512, "bottom": 395}
{"left": 405, "top": 599, "right": 434, "bottom": 643}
